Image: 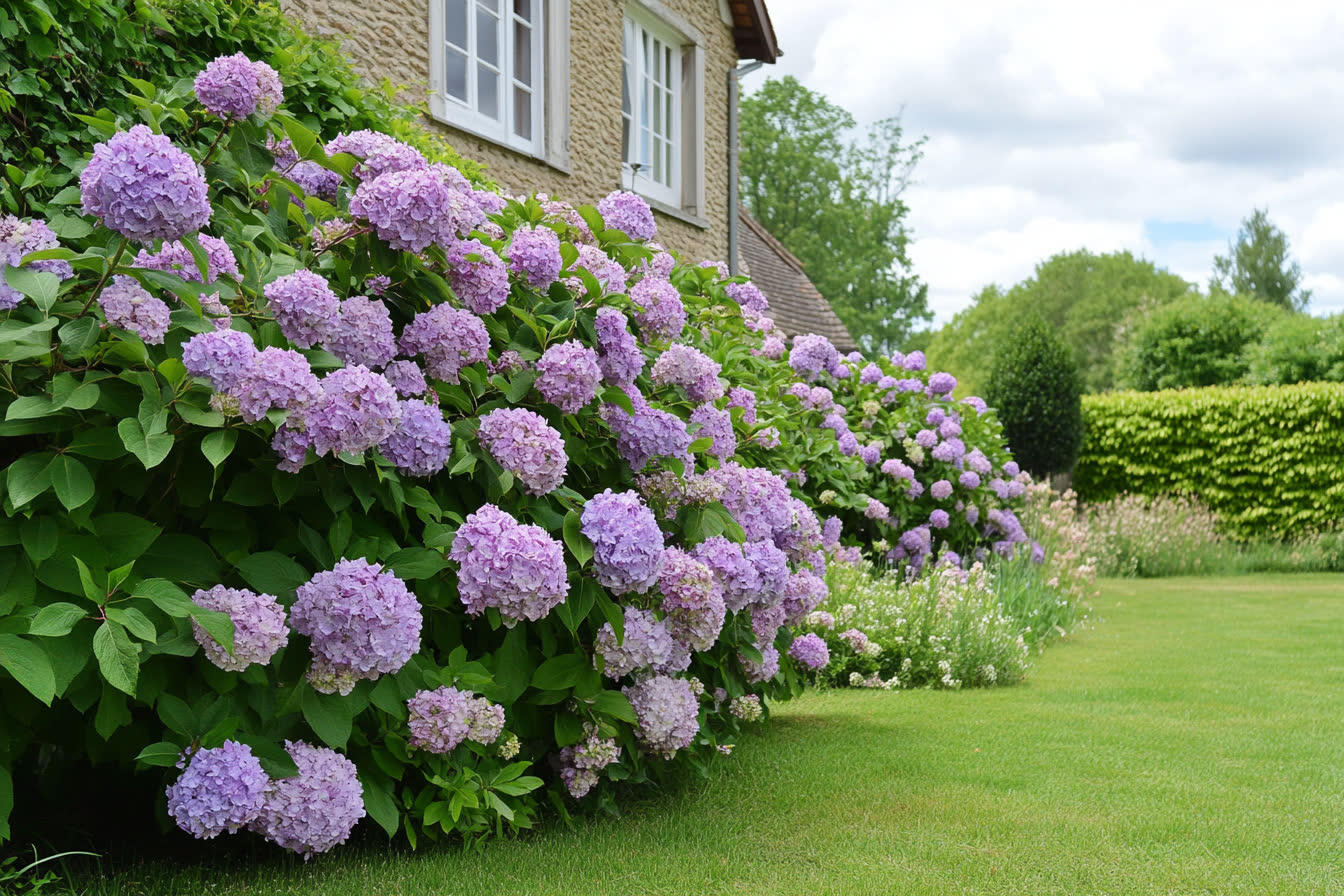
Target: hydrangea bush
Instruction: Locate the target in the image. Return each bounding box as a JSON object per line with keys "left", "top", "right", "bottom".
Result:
{"left": 0, "top": 55, "right": 1034, "bottom": 853}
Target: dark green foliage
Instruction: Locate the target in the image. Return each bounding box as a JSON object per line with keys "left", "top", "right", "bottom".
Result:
{"left": 1244, "top": 313, "right": 1344, "bottom": 385}
{"left": 985, "top": 319, "right": 1083, "bottom": 477}
{"left": 1075, "top": 384, "right": 1344, "bottom": 539}
{"left": 1210, "top": 208, "right": 1311, "bottom": 311}
{"left": 1117, "top": 293, "right": 1278, "bottom": 391}
{"left": 739, "top": 76, "right": 930, "bottom": 353}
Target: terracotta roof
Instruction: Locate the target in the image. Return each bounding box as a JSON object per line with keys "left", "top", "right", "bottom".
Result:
{"left": 727, "top": 0, "right": 780, "bottom": 63}
{"left": 738, "top": 208, "right": 857, "bottom": 352}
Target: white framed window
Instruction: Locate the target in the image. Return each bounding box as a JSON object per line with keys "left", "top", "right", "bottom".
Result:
{"left": 429, "top": 0, "right": 547, "bottom": 156}
{"left": 621, "top": 3, "right": 705, "bottom": 217}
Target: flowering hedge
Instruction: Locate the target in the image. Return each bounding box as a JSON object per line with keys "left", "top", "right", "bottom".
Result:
{"left": 0, "top": 56, "right": 1030, "bottom": 855}
{"left": 1074, "top": 384, "right": 1344, "bottom": 539}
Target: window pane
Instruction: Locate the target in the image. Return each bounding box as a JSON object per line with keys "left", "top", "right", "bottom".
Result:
{"left": 445, "top": 48, "right": 469, "bottom": 101}
{"left": 477, "top": 3, "right": 499, "bottom": 67}
{"left": 514, "top": 20, "right": 532, "bottom": 84}
{"left": 665, "top": 141, "right": 673, "bottom": 186}
{"left": 622, "top": 116, "right": 631, "bottom": 162}
{"left": 513, "top": 0, "right": 531, "bottom": 21}
{"left": 478, "top": 64, "right": 500, "bottom": 119}
{"left": 445, "top": 0, "right": 468, "bottom": 48}
{"left": 513, "top": 86, "right": 532, "bottom": 139}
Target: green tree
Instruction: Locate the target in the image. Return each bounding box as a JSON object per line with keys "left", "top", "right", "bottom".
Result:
{"left": 1210, "top": 209, "right": 1311, "bottom": 311}
{"left": 985, "top": 319, "right": 1083, "bottom": 477}
{"left": 1117, "top": 294, "right": 1280, "bottom": 391}
{"left": 740, "top": 76, "right": 929, "bottom": 352}
{"left": 924, "top": 250, "right": 1195, "bottom": 395}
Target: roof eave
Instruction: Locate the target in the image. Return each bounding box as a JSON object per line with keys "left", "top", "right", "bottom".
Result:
{"left": 729, "top": 0, "right": 780, "bottom": 63}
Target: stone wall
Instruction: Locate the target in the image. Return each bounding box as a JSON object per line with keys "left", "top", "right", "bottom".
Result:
{"left": 283, "top": 0, "right": 739, "bottom": 263}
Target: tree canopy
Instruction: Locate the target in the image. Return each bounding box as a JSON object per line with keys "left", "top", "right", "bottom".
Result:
{"left": 740, "top": 76, "right": 929, "bottom": 353}
{"left": 1210, "top": 208, "right": 1311, "bottom": 311}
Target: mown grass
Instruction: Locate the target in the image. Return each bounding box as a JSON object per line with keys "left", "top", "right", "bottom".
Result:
{"left": 65, "top": 575, "right": 1344, "bottom": 895}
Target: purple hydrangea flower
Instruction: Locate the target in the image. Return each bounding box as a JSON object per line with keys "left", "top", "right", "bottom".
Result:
{"left": 568, "top": 243, "right": 627, "bottom": 296}
{"left": 379, "top": 399, "right": 452, "bottom": 476}
{"left": 865, "top": 499, "right": 889, "bottom": 521}
{"left": 0, "top": 216, "right": 74, "bottom": 310}
{"left": 781, "top": 572, "right": 828, "bottom": 626}
{"left": 630, "top": 278, "right": 686, "bottom": 343}
{"left": 291, "top": 558, "right": 422, "bottom": 695}
{"left": 650, "top": 344, "right": 723, "bottom": 402}
{"left": 967, "top": 450, "right": 993, "bottom": 475}
{"left": 932, "top": 438, "right": 966, "bottom": 464}
{"left": 903, "top": 350, "right": 927, "bottom": 371}
{"left": 445, "top": 238, "right": 510, "bottom": 314}
{"left": 581, "top": 489, "right": 664, "bottom": 594}
{"left": 350, "top": 164, "right": 482, "bottom": 251}
{"left": 788, "top": 633, "right": 830, "bottom": 670}
{"left": 166, "top": 741, "right": 268, "bottom": 839}
{"left": 623, "top": 675, "right": 699, "bottom": 759}
{"left": 658, "top": 548, "right": 725, "bottom": 651}
{"left": 81, "top": 125, "right": 211, "bottom": 242}
{"left": 306, "top": 366, "right": 401, "bottom": 457}
{"left": 1004, "top": 461, "right": 1021, "bottom": 477}
{"left": 594, "top": 307, "right": 644, "bottom": 386}
{"left": 859, "top": 363, "right": 883, "bottom": 384}
{"left": 271, "top": 423, "right": 312, "bottom": 473}
{"left": 231, "top": 347, "right": 323, "bottom": 423}
{"left": 327, "top": 296, "right": 397, "bottom": 369}
{"left": 939, "top": 418, "right": 963, "bottom": 439}
{"left": 407, "top": 686, "right": 505, "bottom": 753}
{"left": 557, "top": 726, "right": 622, "bottom": 799}
{"left": 704, "top": 462, "right": 793, "bottom": 542}
{"left": 596, "top": 607, "right": 690, "bottom": 678}
{"left": 837, "top": 431, "right": 859, "bottom": 455}
{"left": 930, "top": 509, "right": 950, "bottom": 529}
{"left": 182, "top": 329, "right": 257, "bottom": 392}
{"left": 688, "top": 404, "right": 735, "bottom": 459}
{"left": 693, "top": 536, "right": 761, "bottom": 612}
{"left": 398, "top": 304, "right": 490, "bottom": 383}
{"left": 822, "top": 516, "right": 843, "bottom": 547}
{"left": 366, "top": 274, "right": 391, "bottom": 296}
{"left": 899, "top": 526, "right": 932, "bottom": 556}
{"left": 250, "top": 741, "right": 365, "bottom": 859}
{"left": 788, "top": 334, "right": 839, "bottom": 381}
{"left": 726, "top": 387, "right": 757, "bottom": 425}
{"left": 326, "top": 130, "right": 428, "bottom": 181}
{"left": 725, "top": 280, "right": 768, "bottom": 312}
{"left": 959, "top": 471, "right": 982, "bottom": 490}
{"left": 449, "top": 504, "right": 569, "bottom": 624}
{"left": 884, "top": 459, "right": 915, "bottom": 482}
{"left": 859, "top": 443, "right": 881, "bottom": 466}
{"left": 839, "top": 629, "right": 870, "bottom": 653}
{"left": 189, "top": 585, "right": 289, "bottom": 671}
{"left": 928, "top": 371, "right": 957, "bottom": 395}
{"left": 602, "top": 392, "right": 692, "bottom": 472}
{"left": 383, "top": 360, "right": 428, "bottom": 397}
{"left": 756, "top": 334, "right": 785, "bottom": 359}
{"left": 931, "top": 479, "right": 953, "bottom": 500}
{"left": 597, "top": 190, "right": 656, "bottom": 240}
{"left": 535, "top": 340, "right": 602, "bottom": 413}
{"left": 741, "top": 643, "right": 780, "bottom": 684}
{"left": 476, "top": 407, "right": 568, "bottom": 495}
{"left": 744, "top": 540, "right": 790, "bottom": 597}
{"left": 98, "top": 275, "right": 170, "bottom": 343}
{"left": 506, "top": 226, "right": 563, "bottom": 288}
{"left": 194, "top": 53, "right": 283, "bottom": 120}
{"left": 263, "top": 270, "right": 339, "bottom": 348}
{"left": 962, "top": 395, "right": 989, "bottom": 414}
{"left": 134, "top": 234, "right": 238, "bottom": 285}
{"left": 267, "top": 137, "right": 342, "bottom": 201}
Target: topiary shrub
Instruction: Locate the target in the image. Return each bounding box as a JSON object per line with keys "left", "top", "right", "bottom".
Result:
{"left": 984, "top": 319, "right": 1082, "bottom": 478}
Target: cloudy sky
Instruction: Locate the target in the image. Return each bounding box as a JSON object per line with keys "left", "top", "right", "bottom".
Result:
{"left": 748, "top": 0, "right": 1344, "bottom": 325}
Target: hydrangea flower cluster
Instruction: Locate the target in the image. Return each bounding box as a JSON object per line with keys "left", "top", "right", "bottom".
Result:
{"left": 307, "top": 366, "right": 401, "bottom": 457}
{"left": 383, "top": 360, "right": 428, "bottom": 397}
{"left": 249, "top": 740, "right": 365, "bottom": 858}
{"left": 450, "top": 504, "right": 569, "bottom": 624}
{"left": 98, "top": 275, "right": 171, "bottom": 343}
{"left": 535, "top": 340, "right": 602, "bottom": 413}
{"left": 594, "top": 308, "right": 645, "bottom": 386}
{"left": 788, "top": 633, "right": 830, "bottom": 670}
{"left": 263, "top": 269, "right": 339, "bottom": 348}
{"left": 568, "top": 243, "right": 627, "bottom": 297}
{"left": 232, "top": 347, "right": 323, "bottom": 424}
{"left": 557, "top": 725, "right": 622, "bottom": 799}
{"left": 728, "top": 694, "right": 763, "bottom": 722}
{"left": 726, "top": 387, "right": 757, "bottom": 425}
{"left": 581, "top": 490, "right": 665, "bottom": 594}
{"left": 623, "top": 675, "right": 700, "bottom": 759}
{"left": 328, "top": 296, "right": 397, "bottom": 369}
{"left": 189, "top": 585, "right": 289, "bottom": 671}
{"left": 194, "top": 53, "right": 283, "bottom": 120}
{"left": 725, "top": 280, "right": 768, "bottom": 312}
{"left": 630, "top": 277, "right": 686, "bottom": 343}
{"left": 182, "top": 329, "right": 257, "bottom": 392}
{"left": 327, "top": 130, "right": 428, "bottom": 181}
{"left": 693, "top": 537, "right": 761, "bottom": 612}
{"left": 446, "top": 238, "right": 510, "bottom": 314}
{"left": 0, "top": 215, "right": 74, "bottom": 310}
{"left": 788, "top": 334, "right": 841, "bottom": 381}
{"left": 507, "top": 226, "right": 563, "bottom": 288}
{"left": 688, "top": 404, "right": 735, "bottom": 459}
{"left": 407, "top": 686, "right": 506, "bottom": 753}
{"left": 134, "top": 234, "right": 239, "bottom": 287}
{"left": 657, "top": 548, "right": 725, "bottom": 649}
{"left": 350, "top": 164, "right": 482, "bottom": 251}
{"left": 595, "top": 607, "right": 689, "bottom": 678}
{"left": 379, "top": 398, "right": 452, "bottom": 476}
{"left": 290, "top": 559, "right": 423, "bottom": 695}
{"left": 650, "top": 344, "right": 723, "bottom": 402}
{"left": 81, "top": 125, "right": 212, "bottom": 242}
{"left": 596, "top": 190, "right": 656, "bottom": 240}
{"left": 268, "top": 136, "right": 342, "bottom": 200}
{"left": 705, "top": 463, "right": 792, "bottom": 542}
{"left": 398, "top": 304, "right": 490, "bottom": 383}
{"left": 740, "top": 643, "right": 780, "bottom": 684}
{"left": 476, "top": 407, "right": 568, "bottom": 495}
{"left": 603, "top": 393, "right": 692, "bottom": 472}
{"left": 166, "top": 741, "right": 269, "bottom": 839}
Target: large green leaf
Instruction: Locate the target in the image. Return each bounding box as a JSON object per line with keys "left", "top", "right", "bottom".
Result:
{"left": 117, "top": 418, "right": 174, "bottom": 470}
{"left": 27, "top": 602, "right": 87, "bottom": 637}
{"left": 302, "top": 686, "right": 354, "bottom": 749}
{"left": 49, "top": 454, "right": 95, "bottom": 511}
{"left": 383, "top": 547, "right": 447, "bottom": 580}
{"left": 359, "top": 773, "right": 401, "bottom": 838}
{"left": 0, "top": 634, "right": 56, "bottom": 705}
{"left": 236, "top": 551, "right": 309, "bottom": 598}
{"left": 6, "top": 452, "right": 53, "bottom": 507}
{"left": 93, "top": 621, "right": 139, "bottom": 696}
{"left": 530, "top": 652, "right": 590, "bottom": 692}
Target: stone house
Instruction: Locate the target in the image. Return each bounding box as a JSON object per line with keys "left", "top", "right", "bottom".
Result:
{"left": 284, "top": 0, "right": 780, "bottom": 266}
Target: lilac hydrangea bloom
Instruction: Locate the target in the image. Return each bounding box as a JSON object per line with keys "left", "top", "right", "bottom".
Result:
{"left": 0, "top": 216, "right": 74, "bottom": 310}
{"left": 327, "top": 296, "right": 397, "bottom": 369}
{"left": 931, "top": 479, "right": 953, "bottom": 500}
{"left": 788, "top": 633, "right": 830, "bottom": 670}
{"left": 449, "top": 504, "right": 569, "bottom": 624}
{"left": 271, "top": 423, "right": 312, "bottom": 473}
{"left": 98, "top": 275, "right": 170, "bottom": 343}
{"left": 383, "top": 360, "right": 428, "bottom": 397}
{"left": 476, "top": 407, "right": 568, "bottom": 495}
{"left": 581, "top": 489, "right": 664, "bottom": 594}
{"left": 650, "top": 344, "right": 723, "bottom": 402}
{"left": 899, "top": 526, "right": 932, "bottom": 557}
{"left": 962, "top": 395, "right": 989, "bottom": 414}
{"left": 903, "top": 350, "right": 927, "bottom": 371}
{"left": 859, "top": 363, "right": 883, "bottom": 384}
{"left": 535, "top": 340, "right": 602, "bottom": 413}
{"left": 693, "top": 536, "right": 761, "bottom": 612}
{"left": 568, "top": 243, "right": 627, "bottom": 297}
{"left": 194, "top": 53, "right": 283, "bottom": 120}
{"left": 724, "top": 280, "right": 769, "bottom": 312}
{"left": 623, "top": 675, "right": 699, "bottom": 759}
{"left": 446, "top": 238, "right": 510, "bottom": 314}
{"left": 939, "top": 418, "right": 963, "bottom": 439}
{"left": 557, "top": 725, "right": 622, "bottom": 799}
{"left": 250, "top": 741, "right": 365, "bottom": 859}
{"left": 350, "top": 164, "right": 482, "bottom": 251}
{"left": 379, "top": 399, "right": 452, "bottom": 476}
{"left": 398, "top": 304, "right": 490, "bottom": 383}
{"left": 190, "top": 585, "right": 289, "bottom": 672}
{"left": 959, "top": 470, "right": 981, "bottom": 490}
{"left": 743, "top": 540, "right": 790, "bottom": 597}
{"left": 166, "top": 741, "right": 268, "bottom": 839}
{"left": 602, "top": 392, "right": 692, "bottom": 472}
{"left": 688, "top": 404, "right": 735, "bottom": 459}
{"left": 822, "top": 516, "right": 842, "bottom": 547}
{"left": 865, "top": 499, "right": 889, "bottom": 521}
{"left": 932, "top": 438, "right": 966, "bottom": 464}
{"left": 597, "top": 190, "right": 656, "bottom": 240}
{"left": 267, "top": 136, "right": 342, "bottom": 201}
{"left": 231, "top": 347, "right": 323, "bottom": 424}
{"left": 291, "top": 559, "right": 422, "bottom": 695}
{"left": 928, "top": 371, "right": 957, "bottom": 395}
{"left": 263, "top": 270, "right": 339, "bottom": 348}
{"left": 133, "top": 234, "right": 239, "bottom": 285}
{"left": 726, "top": 387, "right": 757, "bottom": 425}
{"left": 407, "top": 686, "right": 505, "bottom": 753}
{"left": 630, "top": 277, "right": 686, "bottom": 342}
{"left": 308, "top": 366, "right": 400, "bottom": 456}
{"left": 930, "top": 509, "right": 950, "bottom": 529}
{"left": 596, "top": 607, "right": 690, "bottom": 678}
{"left": 594, "top": 307, "right": 644, "bottom": 386}
{"left": 756, "top": 334, "right": 785, "bottom": 359}
{"left": 704, "top": 462, "right": 792, "bottom": 542}
{"left": 326, "top": 130, "right": 428, "bottom": 181}
{"left": 81, "top": 125, "right": 211, "bottom": 242}
{"left": 1004, "top": 461, "right": 1021, "bottom": 477}
{"left": 506, "top": 226, "right": 563, "bottom": 288}
{"left": 182, "top": 329, "right": 257, "bottom": 392}
{"left": 788, "top": 334, "right": 839, "bottom": 381}
{"left": 859, "top": 443, "right": 881, "bottom": 466}
{"left": 658, "top": 548, "right": 725, "bottom": 651}
{"left": 741, "top": 643, "right": 780, "bottom": 684}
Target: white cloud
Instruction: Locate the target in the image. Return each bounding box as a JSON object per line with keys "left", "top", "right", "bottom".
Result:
{"left": 751, "top": 0, "right": 1344, "bottom": 323}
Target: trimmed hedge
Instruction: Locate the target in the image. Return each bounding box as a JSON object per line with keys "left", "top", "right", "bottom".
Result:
{"left": 1074, "top": 383, "right": 1344, "bottom": 539}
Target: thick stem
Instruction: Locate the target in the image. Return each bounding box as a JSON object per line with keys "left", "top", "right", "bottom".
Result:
{"left": 200, "top": 121, "right": 233, "bottom": 167}
{"left": 78, "top": 238, "right": 130, "bottom": 316}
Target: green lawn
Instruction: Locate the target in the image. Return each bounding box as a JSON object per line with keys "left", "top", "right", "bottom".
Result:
{"left": 80, "top": 575, "right": 1344, "bottom": 895}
